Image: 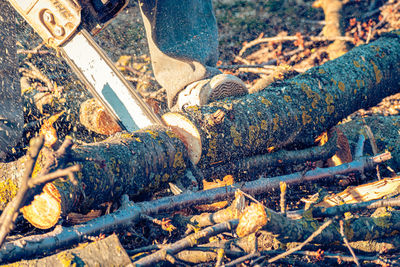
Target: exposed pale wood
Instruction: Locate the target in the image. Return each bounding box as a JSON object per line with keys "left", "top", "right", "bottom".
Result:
{"left": 162, "top": 112, "right": 201, "bottom": 164}
{"left": 11, "top": 234, "right": 132, "bottom": 266}
{"left": 317, "top": 176, "right": 400, "bottom": 208}
{"left": 79, "top": 98, "right": 122, "bottom": 135}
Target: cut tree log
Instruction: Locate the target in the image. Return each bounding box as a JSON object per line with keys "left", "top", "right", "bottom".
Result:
{"left": 9, "top": 234, "right": 132, "bottom": 266}
{"left": 162, "top": 31, "right": 400, "bottom": 166}
{"left": 20, "top": 126, "right": 189, "bottom": 229}
{"left": 251, "top": 206, "right": 400, "bottom": 245}
{"left": 79, "top": 98, "right": 122, "bottom": 135}
{"left": 0, "top": 32, "right": 399, "bottom": 229}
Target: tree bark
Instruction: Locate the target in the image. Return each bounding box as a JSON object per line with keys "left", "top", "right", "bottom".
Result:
{"left": 9, "top": 234, "right": 132, "bottom": 266}
{"left": 162, "top": 32, "right": 400, "bottom": 166}
{"left": 20, "top": 126, "right": 189, "bottom": 228}
{"left": 257, "top": 207, "right": 400, "bottom": 245}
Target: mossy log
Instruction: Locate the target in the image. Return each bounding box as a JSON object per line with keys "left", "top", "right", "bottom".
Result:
{"left": 8, "top": 234, "right": 132, "bottom": 266}
{"left": 336, "top": 115, "right": 400, "bottom": 170}
{"left": 20, "top": 126, "right": 188, "bottom": 229}
{"left": 162, "top": 32, "right": 400, "bottom": 166}
{"left": 257, "top": 207, "right": 400, "bottom": 245}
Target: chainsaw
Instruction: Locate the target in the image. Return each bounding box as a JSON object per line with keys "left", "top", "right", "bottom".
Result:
{"left": 8, "top": 0, "right": 162, "bottom": 132}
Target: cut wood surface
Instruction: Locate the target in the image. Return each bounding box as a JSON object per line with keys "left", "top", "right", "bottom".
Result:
{"left": 317, "top": 176, "right": 400, "bottom": 208}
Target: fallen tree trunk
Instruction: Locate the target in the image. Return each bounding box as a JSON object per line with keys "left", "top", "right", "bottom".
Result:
{"left": 10, "top": 234, "right": 132, "bottom": 266}
{"left": 162, "top": 31, "right": 400, "bottom": 166}
{"left": 22, "top": 126, "right": 189, "bottom": 229}
{"left": 254, "top": 207, "right": 400, "bottom": 245}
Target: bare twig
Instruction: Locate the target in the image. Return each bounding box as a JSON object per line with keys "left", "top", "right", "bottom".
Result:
{"left": 0, "top": 136, "right": 80, "bottom": 247}
{"left": 366, "top": 1, "right": 400, "bottom": 43}
{"left": 203, "top": 127, "right": 339, "bottom": 179}
{"left": 0, "top": 137, "right": 44, "bottom": 246}
{"left": 238, "top": 35, "right": 353, "bottom": 57}
{"left": 28, "top": 165, "right": 80, "bottom": 187}
{"left": 354, "top": 134, "right": 365, "bottom": 159}
{"left": 267, "top": 219, "right": 333, "bottom": 263}
{"left": 362, "top": 123, "right": 381, "bottom": 180}
{"left": 133, "top": 219, "right": 239, "bottom": 266}
{"left": 126, "top": 244, "right": 166, "bottom": 256}
{"left": 372, "top": 1, "right": 400, "bottom": 32}
{"left": 223, "top": 252, "right": 261, "bottom": 267}
{"left": 217, "top": 62, "right": 277, "bottom": 69}
{"left": 339, "top": 220, "right": 360, "bottom": 266}
{"left": 215, "top": 246, "right": 225, "bottom": 267}
{"left": 288, "top": 196, "right": 400, "bottom": 219}
{"left": 17, "top": 49, "right": 50, "bottom": 55}
{"left": 280, "top": 182, "right": 287, "bottom": 215}
{"left": 226, "top": 249, "right": 393, "bottom": 266}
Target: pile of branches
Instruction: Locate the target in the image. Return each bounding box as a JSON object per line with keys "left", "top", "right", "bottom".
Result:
{"left": 1, "top": 0, "right": 400, "bottom": 266}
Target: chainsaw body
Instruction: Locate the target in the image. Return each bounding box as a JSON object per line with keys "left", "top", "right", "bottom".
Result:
{"left": 8, "top": 0, "right": 161, "bottom": 132}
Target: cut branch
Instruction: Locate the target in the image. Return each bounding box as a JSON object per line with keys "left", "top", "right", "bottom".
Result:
{"left": 162, "top": 32, "right": 400, "bottom": 166}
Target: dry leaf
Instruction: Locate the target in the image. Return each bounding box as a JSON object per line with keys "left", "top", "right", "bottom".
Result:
{"left": 196, "top": 175, "right": 235, "bottom": 211}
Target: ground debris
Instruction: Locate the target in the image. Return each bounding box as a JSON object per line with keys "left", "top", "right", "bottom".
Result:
{"left": 2, "top": 1, "right": 400, "bottom": 265}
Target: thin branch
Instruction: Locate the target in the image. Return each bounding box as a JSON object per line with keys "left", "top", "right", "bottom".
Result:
{"left": 203, "top": 127, "right": 340, "bottom": 179}
{"left": 17, "top": 49, "right": 50, "bottom": 55}
{"left": 223, "top": 252, "right": 261, "bottom": 267}
{"left": 280, "top": 182, "right": 287, "bottom": 215}
{"left": 133, "top": 219, "right": 239, "bottom": 266}
{"left": 354, "top": 134, "right": 365, "bottom": 159}
{"left": 0, "top": 137, "right": 80, "bottom": 247}
{"left": 288, "top": 196, "right": 400, "bottom": 219}
{"left": 372, "top": 1, "right": 400, "bottom": 32}
{"left": 28, "top": 165, "right": 80, "bottom": 187}
{"left": 267, "top": 219, "right": 333, "bottom": 263}
{"left": 238, "top": 35, "right": 354, "bottom": 57}
{"left": 339, "top": 220, "right": 360, "bottom": 266}
{"left": 0, "top": 136, "right": 44, "bottom": 247}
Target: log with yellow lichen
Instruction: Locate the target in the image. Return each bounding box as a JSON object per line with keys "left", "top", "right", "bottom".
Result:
{"left": 20, "top": 126, "right": 189, "bottom": 229}
{"left": 162, "top": 31, "right": 400, "bottom": 168}
{"left": 236, "top": 203, "right": 400, "bottom": 245}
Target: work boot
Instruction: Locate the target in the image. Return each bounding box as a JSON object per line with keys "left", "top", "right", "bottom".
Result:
{"left": 172, "top": 74, "right": 248, "bottom": 111}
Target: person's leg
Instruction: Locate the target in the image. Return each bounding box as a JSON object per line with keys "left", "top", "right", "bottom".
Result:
{"left": 0, "top": 1, "right": 23, "bottom": 162}
{"left": 138, "top": 0, "right": 247, "bottom": 108}
{"left": 138, "top": 0, "right": 221, "bottom": 107}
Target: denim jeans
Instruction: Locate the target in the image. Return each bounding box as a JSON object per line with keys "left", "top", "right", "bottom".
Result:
{"left": 138, "top": 0, "right": 221, "bottom": 107}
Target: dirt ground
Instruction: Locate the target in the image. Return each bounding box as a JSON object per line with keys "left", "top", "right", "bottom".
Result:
{"left": 6, "top": 0, "right": 400, "bottom": 265}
